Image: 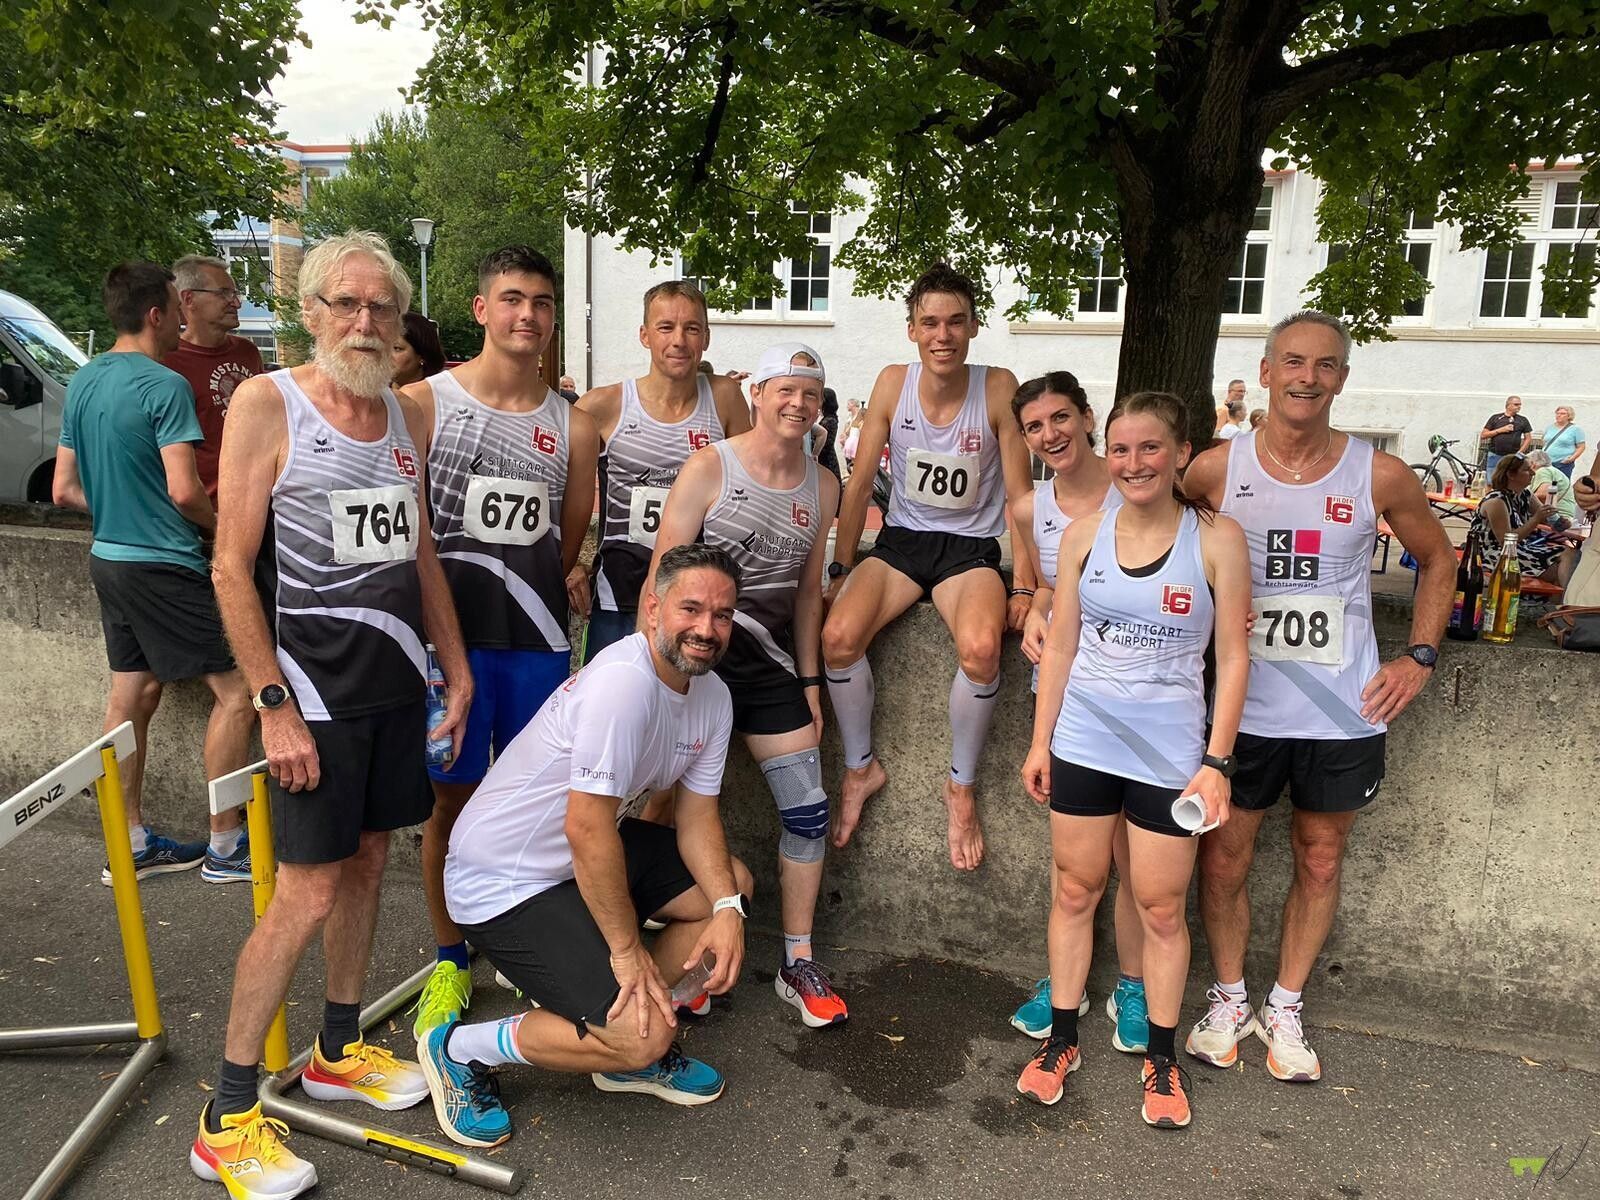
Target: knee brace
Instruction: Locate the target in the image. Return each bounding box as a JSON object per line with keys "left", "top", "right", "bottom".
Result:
{"left": 759, "top": 749, "right": 829, "bottom": 864}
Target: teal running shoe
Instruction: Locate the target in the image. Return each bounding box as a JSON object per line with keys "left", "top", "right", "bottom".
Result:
{"left": 1106, "top": 976, "right": 1150, "bottom": 1053}
{"left": 592, "top": 1042, "right": 723, "bottom": 1106}
{"left": 1010, "top": 977, "right": 1091, "bottom": 1039}
{"left": 416, "top": 1022, "right": 511, "bottom": 1148}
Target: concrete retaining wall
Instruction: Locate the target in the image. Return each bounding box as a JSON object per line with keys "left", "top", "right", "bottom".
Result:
{"left": 3, "top": 524, "right": 1596, "bottom": 1065}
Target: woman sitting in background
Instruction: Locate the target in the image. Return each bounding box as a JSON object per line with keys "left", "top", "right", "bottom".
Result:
{"left": 1468, "top": 454, "right": 1578, "bottom": 585}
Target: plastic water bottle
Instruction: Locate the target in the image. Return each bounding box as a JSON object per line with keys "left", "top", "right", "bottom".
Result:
{"left": 670, "top": 951, "right": 716, "bottom": 1006}
{"left": 424, "top": 644, "right": 453, "bottom": 766}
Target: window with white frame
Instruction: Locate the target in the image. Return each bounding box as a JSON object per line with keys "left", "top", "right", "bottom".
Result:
{"left": 1076, "top": 244, "right": 1122, "bottom": 315}
{"left": 217, "top": 242, "right": 274, "bottom": 306}
{"left": 1222, "top": 184, "right": 1274, "bottom": 316}
{"left": 679, "top": 206, "right": 834, "bottom": 318}
{"left": 1477, "top": 178, "right": 1598, "bottom": 324}
{"left": 1325, "top": 203, "right": 1438, "bottom": 322}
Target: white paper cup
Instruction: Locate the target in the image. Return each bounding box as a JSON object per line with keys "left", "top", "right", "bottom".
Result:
{"left": 1171, "top": 793, "right": 1219, "bottom": 836}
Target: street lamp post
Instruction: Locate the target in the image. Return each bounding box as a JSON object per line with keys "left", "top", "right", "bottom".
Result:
{"left": 410, "top": 217, "right": 435, "bottom": 317}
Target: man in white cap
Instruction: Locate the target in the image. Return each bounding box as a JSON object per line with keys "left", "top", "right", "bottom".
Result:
{"left": 646, "top": 342, "right": 846, "bottom": 1027}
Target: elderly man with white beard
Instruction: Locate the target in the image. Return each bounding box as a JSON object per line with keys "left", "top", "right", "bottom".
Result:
{"left": 188, "top": 231, "right": 473, "bottom": 1198}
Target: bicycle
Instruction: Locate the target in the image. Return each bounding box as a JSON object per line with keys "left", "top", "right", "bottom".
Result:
{"left": 1409, "top": 435, "right": 1483, "bottom": 494}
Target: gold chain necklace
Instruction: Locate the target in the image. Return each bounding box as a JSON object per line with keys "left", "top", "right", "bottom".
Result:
{"left": 1260, "top": 430, "right": 1334, "bottom": 482}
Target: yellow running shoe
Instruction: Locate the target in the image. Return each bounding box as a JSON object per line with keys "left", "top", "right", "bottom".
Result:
{"left": 301, "top": 1036, "right": 429, "bottom": 1110}
{"left": 411, "top": 960, "right": 473, "bottom": 1039}
{"left": 190, "top": 1102, "right": 317, "bottom": 1199}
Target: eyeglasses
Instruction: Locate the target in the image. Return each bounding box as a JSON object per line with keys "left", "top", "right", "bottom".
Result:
{"left": 190, "top": 287, "right": 242, "bottom": 302}
{"left": 315, "top": 294, "right": 400, "bottom": 323}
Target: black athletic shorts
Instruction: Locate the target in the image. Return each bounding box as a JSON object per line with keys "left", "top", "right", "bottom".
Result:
{"left": 1049, "top": 755, "right": 1188, "bottom": 837}
{"left": 864, "top": 525, "right": 1002, "bottom": 598}
{"left": 715, "top": 664, "right": 812, "bottom": 736}
{"left": 1231, "top": 730, "right": 1386, "bottom": 814}
{"left": 270, "top": 703, "right": 434, "bottom": 864}
{"left": 89, "top": 556, "right": 234, "bottom": 682}
{"left": 457, "top": 818, "right": 699, "bottom": 1033}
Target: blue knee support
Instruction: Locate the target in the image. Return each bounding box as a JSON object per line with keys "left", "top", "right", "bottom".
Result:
{"left": 760, "top": 749, "right": 828, "bottom": 864}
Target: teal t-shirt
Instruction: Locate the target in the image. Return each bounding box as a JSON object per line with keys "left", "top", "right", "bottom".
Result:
{"left": 1543, "top": 423, "right": 1585, "bottom": 464}
{"left": 58, "top": 352, "right": 206, "bottom": 573}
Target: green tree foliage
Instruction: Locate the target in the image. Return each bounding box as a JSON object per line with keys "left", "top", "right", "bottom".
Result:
{"left": 404, "top": 0, "right": 1600, "bottom": 440}
{"left": 300, "top": 106, "right": 567, "bottom": 361}
{"left": 0, "top": 1, "right": 298, "bottom": 339}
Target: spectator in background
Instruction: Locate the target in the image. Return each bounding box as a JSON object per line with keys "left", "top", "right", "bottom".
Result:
{"left": 1527, "top": 449, "right": 1577, "bottom": 523}
{"left": 51, "top": 262, "right": 253, "bottom": 884}
{"left": 391, "top": 311, "right": 446, "bottom": 388}
{"left": 1249, "top": 407, "right": 1267, "bottom": 431}
{"left": 1215, "top": 379, "right": 1246, "bottom": 435}
{"left": 165, "top": 255, "right": 264, "bottom": 501}
{"left": 558, "top": 374, "right": 580, "bottom": 403}
{"left": 840, "top": 399, "right": 864, "bottom": 479}
{"left": 817, "top": 387, "right": 841, "bottom": 479}
{"left": 1541, "top": 406, "right": 1586, "bottom": 479}
{"left": 1468, "top": 454, "right": 1577, "bottom": 585}
{"left": 1216, "top": 398, "right": 1248, "bottom": 440}
{"left": 1480, "top": 395, "right": 1532, "bottom": 475}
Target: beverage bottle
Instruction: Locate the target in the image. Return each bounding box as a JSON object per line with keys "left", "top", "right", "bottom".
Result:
{"left": 424, "top": 643, "right": 453, "bottom": 765}
{"left": 670, "top": 951, "right": 716, "bottom": 1006}
{"left": 1446, "top": 532, "right": 1483, "bottom": 641}
{"left": 1482, "top": 534, "right": 1521, "bottom": 645}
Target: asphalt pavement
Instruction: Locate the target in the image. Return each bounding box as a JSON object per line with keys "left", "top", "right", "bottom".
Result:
{"left": 2, "top": 829, "right": 1595, "bottom": 1200}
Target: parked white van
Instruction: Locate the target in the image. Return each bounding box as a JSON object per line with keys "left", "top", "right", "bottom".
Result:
{"left": 0, "top": 290, "right": 85, "bottom": 502}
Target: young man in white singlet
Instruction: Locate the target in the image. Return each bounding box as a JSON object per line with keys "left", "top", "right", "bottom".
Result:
{"left": 822, "top": 263, "right": 1037, "bottom": 871}
{"left": 578, "top": 282, "right": 751, "bottom": 661}
{"left": 402, "top": 246, "right": 601, "bottom": 1039}
{"left": 646, "top": 343, "right": 846, "bottom": 1027}
{"left": 1182, "top": 311, "right": 1452, "bottom": 1083}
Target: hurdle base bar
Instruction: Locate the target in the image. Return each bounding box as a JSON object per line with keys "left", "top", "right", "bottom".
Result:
{"left": 0, "top": 1020, "right": 140, "bottom": 1052}
{"left": 19, "top": 1034, "right": 166, "bottom": 1200}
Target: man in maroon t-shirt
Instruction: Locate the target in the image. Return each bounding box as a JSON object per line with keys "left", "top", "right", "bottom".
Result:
{"left": 164, "top": 255, "right": 265, "bottom": 499}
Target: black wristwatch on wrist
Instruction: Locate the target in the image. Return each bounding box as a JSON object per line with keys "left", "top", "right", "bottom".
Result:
{"left": 1201, "top": 753, "right": 1237, "bottom": 778}
{"left": 252, "top": 683, "right": 290, "bottom": 712}
{"left": 1405, "top": 644, "right": 1439, "bottom": 669}
{"left": 827, "top": 561, "right": 851, "bottom": 580}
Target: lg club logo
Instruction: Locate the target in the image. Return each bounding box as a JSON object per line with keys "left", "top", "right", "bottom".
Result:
{"left": 687, "top": 430, "right": 711, "bottom": 451}
{"left": 391, "top": 447, "right": 417, "bottom": 478}
{"left": 792, "top": 502, "right": 811, "bottom": 529}
{"left": 1324, "top": 495, "right": 1355, "bottom": 525}
{"left": 1266, "top": 529, "right": 1321, "bottom": 580}
{"left": 1160, "top": 584, "right": 1194, "bottom": 616}
{"left": 530, "top": 426, "right": 558, "bottom": 455}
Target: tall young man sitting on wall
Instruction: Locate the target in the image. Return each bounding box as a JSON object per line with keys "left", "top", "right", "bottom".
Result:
{"left": 821, "top": 263, "right": 1037, "bottom": 871}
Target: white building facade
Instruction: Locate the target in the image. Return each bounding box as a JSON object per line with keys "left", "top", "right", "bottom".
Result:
{"left": 565, "top": 164, "right": 1598, "bottom": 466}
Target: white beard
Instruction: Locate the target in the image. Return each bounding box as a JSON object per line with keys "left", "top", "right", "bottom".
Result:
{"left": 313, "top": 336, "right": 393, "bottom": 399}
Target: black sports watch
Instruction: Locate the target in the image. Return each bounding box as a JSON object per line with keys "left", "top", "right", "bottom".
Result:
{"left": 252, "top": 683, "right": 290, "bottom": 712}
{"left": 827, "top": 561, "right": 851, "bottom": 580}
{"left": 1405, "top": 644, "right": 1439, "bottom": 669}
{"left": 1201, "top": 753, "right": 1237, "bottom": 778}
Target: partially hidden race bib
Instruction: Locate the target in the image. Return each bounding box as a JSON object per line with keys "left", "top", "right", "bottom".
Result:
{"left": 629, "top": 485, "right": 669, "bottom": 547}
{"left": 905, "top": 447, "right": 979, "bottom": 510}
{"left": 463, "top": 476, "right": 551, "bottom": 545}
{"left": 1249, "top": 594, "right": 1344, "bottom": 666}
{"left": 330, "top": 484, "right": 418, "bottom": 564}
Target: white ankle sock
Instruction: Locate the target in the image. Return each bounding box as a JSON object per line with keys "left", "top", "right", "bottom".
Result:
{"left": 1267, "top": 982, "right": 1302, "bottom": 1009}
{"left": 128, "top": 822, "right": 148, "bottom": 853}
{"left": 210, "top": 827, "right": 243, "bottom": 857}
{"left": 948, "top": 667, "right": 999, "bottom": 786}
{"left": 825, "top": 656, "right": 875, "bottom": 769}
{"left": 1217, "top": 979, "right": 1247, "bottom": 1001}
{"left": 446, "top": 1015, "right": 529, "bottom": 1067}
{"left": 783, "top": 932, "right": 812, "bottom": 966}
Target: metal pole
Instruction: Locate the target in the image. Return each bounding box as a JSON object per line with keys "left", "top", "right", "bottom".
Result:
{"left": 95, "top": 748, "right": 163, "bottom": 1040}
{"left": 420, "top": 244, "right": 430, "bottom": 318}
{"left": 0, "top": 1022, "right": 139, "bottom": 1051}
{"left": 246, "top": 770, "right": 291, "bottom": 1072}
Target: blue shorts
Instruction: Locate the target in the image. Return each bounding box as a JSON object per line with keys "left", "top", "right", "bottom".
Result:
{"left": 429, "top": 647, "right": 571, "bottom": 784}
{"left": 583, "top": 607, "right": 637, "bottom": 665}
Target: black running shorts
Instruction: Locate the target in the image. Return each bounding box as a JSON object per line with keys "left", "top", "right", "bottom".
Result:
{"left": 89, "top": 556, "right": 234, "bottom": 682}
{"left": 457, "top": 819, "right": 700, "bottom": 1033}
{"left": 1048, "top": 755, "right": 1188, "bottom": 837}
{"left": 1230, "top": 730, "right": 1386, "bottom": 813}
{"left": 269, "top": 703, "right": 434, "bottom": 864}
{"left": 864, "top": 525, "right": 1002, "bottom": 598}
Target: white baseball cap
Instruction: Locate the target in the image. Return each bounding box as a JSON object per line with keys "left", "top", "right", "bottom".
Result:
{"left": 750, "top": 341, "right": 826, "bottom": 386}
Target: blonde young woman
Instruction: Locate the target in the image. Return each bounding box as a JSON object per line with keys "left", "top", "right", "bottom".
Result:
{"left": 1019, "top": 391, "right": 1250, "bottom": 1130}
{"left": 1006, "top": 372, "right": 1148, "bottom": 1056}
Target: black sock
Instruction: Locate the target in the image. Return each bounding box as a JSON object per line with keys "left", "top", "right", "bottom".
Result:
{"left": 1050, "top": 1005, "right": 1078, "bottom": 1046}
{"left": 208, "top": 1059, "right": 260, "bottom": 1132}
{"left": 321, "top": 1000, "right": 362, "bottom": 1058}
{"left": 1148, "top": 1021, "right": 1177, "bottom": 1060}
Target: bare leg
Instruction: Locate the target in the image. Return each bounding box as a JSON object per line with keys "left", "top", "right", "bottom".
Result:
{"left": 1125, "top": 825, "right": 1199, "bottom": 1029}
{"left": 104, "top": 670, "right": 162, "bottom": 828}
{"left": 201, "top": 669, "right": 253, "bottom": 834}
{"left": 930, "top": 568, "right": 1006, "bottom": 871}
{"left": 1110, "top": 818, "right": 1145, "bottom": 977}
{"left": 1277, "top": 809, "right": 1357, "bottom": 992}
{"left": 422, "top": 781, "right": 475, "bottom": 946}
{"left": 1046, "top": 812, "right": 1118, "bottom": 1018}
{"left": 323, "top": 831, "right": 389, "bottom": 1006}
{"left": 1196, "top": 806, "right": 1268, "bottom": 986}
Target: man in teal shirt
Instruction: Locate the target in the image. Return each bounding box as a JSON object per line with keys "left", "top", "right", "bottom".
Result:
{"left": 52, "top": 262, "right": 253, "bottom": 884}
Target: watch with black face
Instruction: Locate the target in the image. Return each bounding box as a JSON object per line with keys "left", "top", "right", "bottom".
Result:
{"left": 1406, "top": 644, "right": 1439, "bottom": 669}
{"left": 827, "top": 562, "right": 851, "bottom": 580}
{"left": 252, "top": 683, "right": 290, "bottom": 712}
{"left": 1201, "top": 753, "right": 1237, "bottom": 778}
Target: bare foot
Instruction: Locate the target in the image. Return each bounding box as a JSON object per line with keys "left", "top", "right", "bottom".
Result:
{"left": 832, "top": 758, "right": 887, "bottom": 848}
{"left": 944, "top": 778, "right": 985, "bottom": 871}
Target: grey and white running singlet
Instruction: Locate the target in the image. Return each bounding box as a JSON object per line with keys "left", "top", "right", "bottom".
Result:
{"left": 265, "top": 369, "right": 425, "bottom": 720}
{"left": 1033, "top": 477, "right": 1122, "bottom": 589}
{"left": 1221, "top": 430, "right": 1383, "bottom": 739}
{"left": 699, "top": 440, "right": 821, "bottom": 687}
{"left": 428, "top": 371, "right": 572, "bottom": 652}
{"left": 884, "top": 363, "right": 1005, "bottom": 538}
{"left": 594, "top": 376, "right": 723, "bottom": 612}
{"left": 1050, "top": 507, "right": 1214, "bottom": 789}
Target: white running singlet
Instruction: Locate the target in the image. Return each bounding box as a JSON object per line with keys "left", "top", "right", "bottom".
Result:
{"left": 443, "top": 633, "right": 732, "bottom": 926}
{"left": 1221, "top": 430, "right": 1384, "bottom": 739}
{"left": 1033, "top": 478, "right": 1122, "bottom": 589}
{"left": 884, "top": 363, "right": 1005, "bottom": 538}
{"left": 1051, "top": 508, "right": 1214, "bottom": 789}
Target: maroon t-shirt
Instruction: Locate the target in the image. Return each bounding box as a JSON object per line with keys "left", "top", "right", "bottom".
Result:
{"left": 163, "top": 335, "right": 264, "bottom": 498}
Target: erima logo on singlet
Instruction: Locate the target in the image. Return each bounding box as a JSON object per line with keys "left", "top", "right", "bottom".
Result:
{"left": 729, "top": 487, "right": 747, "bottom": 501}
{"left": 1234, "top": 482, "right": 1252, "bottom": 499}
{"left": 452, "top": 406, "right": 473, "bottom": 421}
{"left": 1266, "top": 529, "right": 1320, "bottom": 581}
{"left": 1042, "top": 519, "right": 1059, "bottom": 533}
{"left": 312, "top": 432, "right": 334, "bottom": 454}
{"left": 1089, "top": 569, "right": 1105, "bottom": 582}
{"left": 900, "top": 417, "right": 916, "bottom": 430}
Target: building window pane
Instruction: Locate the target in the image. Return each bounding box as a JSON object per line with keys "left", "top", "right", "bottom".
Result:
{"left": 789, "top": 245, "right": 831, "bottom": 312}
{"left": 1541, "top": 242, "right": 1597, "bottom": 319}
{"left": 1551, "top": 182, "right": 1597, "bottom": 231}
{"left": 1076, "top": 245, "right": 1121, "bottom": 314}
{"left": 1402, "top": 242, "right": 1432, "bottom": 317}
{"left": 1223, "top": 242, "right": 1268, "bottom": 314}
{"left": 1251, "top": 185, "right": 1273, "bottom": 232}
{"left": 1480, "top": 243, "right": 1535, "bottom": 318}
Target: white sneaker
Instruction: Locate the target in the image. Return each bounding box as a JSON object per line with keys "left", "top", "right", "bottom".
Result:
{"left": 1184, "top": 986, "right": 1258, "bottom": 1068}
{"left": 1257, "top": 1001, "right": 1321, "bottom": 1082}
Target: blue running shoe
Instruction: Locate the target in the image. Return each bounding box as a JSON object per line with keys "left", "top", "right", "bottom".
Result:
{"left": 592, "top": 1042, "right": 724, "bottom": 1106}
{"left": 416, "top": 1022, "right": 512, "bottom": 1148}
{"left": 101, "top": 827, "right": 205, "bottom": 886}
{"left": 1010, "top": 978, "right": 1092, "bottom": 1038}
{"left": 1106, "top": 977, "right": 1150, "bottom": 1053}
{"left": 201, "top": 830, "right": 251, "bottom": 885}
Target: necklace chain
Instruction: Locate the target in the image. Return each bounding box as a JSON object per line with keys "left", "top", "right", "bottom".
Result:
{"left": 1260, "top": 430, "right": 1334, "bottom": 481}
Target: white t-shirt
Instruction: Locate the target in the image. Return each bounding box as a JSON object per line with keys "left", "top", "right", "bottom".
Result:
{"left": 444, "top": 633, "right": 733, "bottom": 926}
{"left": 1217, "top": 422, "right": 1246, "bottom": 441}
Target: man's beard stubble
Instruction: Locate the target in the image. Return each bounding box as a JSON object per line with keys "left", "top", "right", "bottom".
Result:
{"left": 654, "top": 626, "right": 726, "bottom": 677}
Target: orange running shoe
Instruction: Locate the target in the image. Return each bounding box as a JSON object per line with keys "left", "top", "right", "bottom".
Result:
{"left": 1016, "top": 1037, "right": 1080, "bottom": 1105}
{"left": 190, "top": 1102, "right": 317, "bottom": 1199}
{"left": 301, "top": 1036, "right": 428, "bottom": 1111}
{"left": 776, "top": 958, "right": 848, "bottom": 1027}
{"left": 1141, "top": 1055, "right": 1193, "bottom": 1128}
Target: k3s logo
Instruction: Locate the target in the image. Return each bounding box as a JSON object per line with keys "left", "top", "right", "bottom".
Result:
{"left": 391, "top": 447, "right": 417, "bottom": 478}
{"left": 1324, "top": 495, "right": 1355, "bottom": 525}
{"left": 1160, "top": 584, "right": 1194, "bottom": 616}
{"left": 687, "top": 430, "right": 711, "bottom": 451}
{"left": 531, "top": 426, "right": 559, "bottom": 455}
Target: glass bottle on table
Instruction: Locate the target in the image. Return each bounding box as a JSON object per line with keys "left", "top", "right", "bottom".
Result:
{"left": 1446, "top": 530, "right": 1484, "bottom": 642}
{"left": 1482, "top": 534, "right": 1521, "bottom": 645}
